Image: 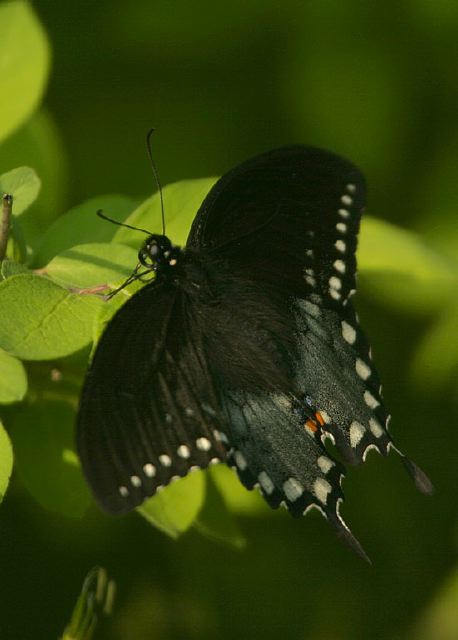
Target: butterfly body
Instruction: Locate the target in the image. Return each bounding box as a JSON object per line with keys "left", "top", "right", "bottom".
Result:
{"left": 77, "top": 145, "right": 431, "bottom": 559}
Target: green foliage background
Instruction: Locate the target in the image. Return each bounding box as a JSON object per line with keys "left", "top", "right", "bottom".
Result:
{"left": 0, "top": 1, "right": 457, "bottom": 638}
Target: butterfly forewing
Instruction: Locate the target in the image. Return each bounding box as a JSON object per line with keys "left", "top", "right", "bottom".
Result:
{"left": 187, "top": 145, "right": 365, "bottom": 303}
{"left": 77, "top": 283, "right": 227, "bottom": 514}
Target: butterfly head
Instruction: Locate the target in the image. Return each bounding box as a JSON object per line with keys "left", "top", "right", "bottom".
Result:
{"left": 138, "top": 235, "right": 181, "bottom": 273}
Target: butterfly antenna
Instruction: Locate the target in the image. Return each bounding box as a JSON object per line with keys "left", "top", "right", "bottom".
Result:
{"left": 145, "top": 128, "right": 166, "bottom": 236}
{"left": 96, "top": 210, "right": 152, "bottom": 235}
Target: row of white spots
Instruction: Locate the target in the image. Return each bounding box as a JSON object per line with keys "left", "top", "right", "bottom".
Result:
{"left": 117, "top": 435, "right": 221, "bottom": 498}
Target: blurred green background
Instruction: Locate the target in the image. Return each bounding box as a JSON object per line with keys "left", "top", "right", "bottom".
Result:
{"left": 1, "top": 1, "right": 457, "bottom": 638}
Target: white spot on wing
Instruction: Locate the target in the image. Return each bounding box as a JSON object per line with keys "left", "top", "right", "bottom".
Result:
{"left": 119, "top": 486, "right": 129, "bottom": 497}
{"left": 177, "top": 444, "right": 191, "bottom": 459}
{"left": 364, "top": 390, "right": 380, "bottom": 409}
{"left": 369, "top": 418, "right": 384, "bottom": 438}
{"left": 304, "top": 300, "right": 320, "bottom": 317}
{"left": 346, "top": 183, "right": 356, "bottom": 193}
{"left": 305, "top": 275, "right": 316, "bottom": 287}
{"left": 143, "top": 463, "right": 156, "bottom": 477}
{"left": 341, "top": 320, "right": 356, "bottom": 344}
{"left": 283, "top": 478, "right": 304, "bottom": 502}
{"left": 333, "top": 259, "right": 346, "bottom": 273}
{"left": 317, "top": 456, "right": 335, "bottom": 474}
{"left": 214, "top": 429, "right": 228, "bottom": 444}
{"left": 349, "top": 421, "right": 365, "bottom": 447}
{"left": 335, "top": 239, "right": 346, "bottom": 253}
{"left": 131, "top": 475, "right": 141, "bottom": 487}
{"left": 338, "top": 208, "right": 350, "bottom": 219}
{"left": 356, "top": 358, "right": 371, "bottom": 380}
{"left": 329, "top": 276, "right": 342, "bottom": 290}
{"left": 313, "top": 478, "right": 332, "bottom": 504}
{"left": 196, "top": 437, "right": 211, "bottom": 451}
{"left": 159, "top": 454, "right": 172, "bottom": 467}
{"left": 330, "top": 288, "right": 341, "bottom": 301}
{"left": 341, "top": 194, "right": 353, "bottom": 206}
{"left": 336, "top": 222, "right": 347, "bottom": 233}
{"left": 258, "top": 471, "right": 275, "bottom": 495}
{"left": 234, "top": 450, "right": 247, "bottom": 470}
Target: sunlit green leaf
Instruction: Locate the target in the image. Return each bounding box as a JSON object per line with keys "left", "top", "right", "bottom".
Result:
{"left": 358, "top": 217, "right": 457, "bottom": 312}
{"left": 0, "top": 274, "right": 102, "bottom": 360}
{"left": 0, "top": 109, "right": 69, "bottom": 243}
{"left": 0, "top": 1, "right": 50, "bottom": 142}
{"left": 138, "top": 470, "right": 205, "bottom": 538}
{"left": 44, "top": 243, "right": 138, "bottom": 289}
{"left": 0, "top": 166, "right": 41, "bottom": 216}
{"left": 0, "top": 348, "right": 27, "bottom": 404}
{"left": 7, "top": 400, "right": 91, "bottom": 517}
{"left": 33, "top": 195, "right": 138, "bottom": 267}
{"left": 410, "top": 302, "right": 458, "bottom": 398}
{"left": 61, "top": 567, "right": 116, "bottom": 640}
{"left": 194, "top": 470, "right": 246, "bottom": 549}
{"left": 0, "top": 258, "right": 29, "bottom": 279}
{"left": 113, "top": 178, "right": 217, "bottom": 247}
{"left": 0, "top": 419, "right": 13, "bottom": 504}
{"left": 209, "top": 464, "right": 269, "bottom": 516}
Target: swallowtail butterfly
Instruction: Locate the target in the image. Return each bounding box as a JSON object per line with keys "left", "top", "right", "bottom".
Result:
{"left": 77, "top": 146, "right": 432, "bottom": 560}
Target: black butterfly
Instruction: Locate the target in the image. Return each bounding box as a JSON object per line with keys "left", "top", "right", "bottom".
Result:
{"left": 77, "top": 145, "right": 432, "bottom": 560}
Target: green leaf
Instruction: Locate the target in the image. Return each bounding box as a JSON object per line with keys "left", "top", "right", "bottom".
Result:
{"left": 0, "top": 419, "right": 13, "bottom": 504}
{"left": 113, "top": 178, "right": 217, "bottom": 247}
{"left": 7, "top": 400, "right": 91, "bottom": 517}
{"left": 209, "top": 463, "right": 269, "bottom": 516}
{"left": 358, "top": 217, "right": 457, "bottom": 312}
{"left": 411, "top": 302, "right": 458, "bottom": 398}
{"left": 61, "top": 567, "right": 116, "bottom": 640}
{"left": 0, "top": 166, "right": 41, "bottom": 216}
{"left": 0, "top": 274, "right": 102, "bottom": 360}
{"left": 1, "top": 257, "right": 29, "bottom": 279}
{"left": 0, "top": 109, "right": 69, "bottom": 244}
{"left": 44, "top": 243, "right": 138, "bottom": 289}
{"left": 194, "top": 470, "right": 246, "bottom": 549}
{"left": 137, "top": 470, "right": 206, "bottom": 538}
{"left": 0, "top": 1, "right": 50, "bottom": 142}
{"left": 0, "top": 348, "right": 27, "bottom": 404}
{"left": 33, "top": 195, "right": 138, "bottom": 267}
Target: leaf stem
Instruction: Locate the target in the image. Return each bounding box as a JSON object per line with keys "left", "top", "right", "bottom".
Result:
{"left": 0, "top": 194, "right": 13, "bottom": 262}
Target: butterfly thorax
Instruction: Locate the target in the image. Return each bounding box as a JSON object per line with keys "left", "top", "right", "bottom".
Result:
{"left": 138, "top": 234, "right": 182, "bottom": 276}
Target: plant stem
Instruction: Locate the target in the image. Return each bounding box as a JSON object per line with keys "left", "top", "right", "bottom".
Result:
{"left": 0, "top": 194, "right": 13, "bottom": 261}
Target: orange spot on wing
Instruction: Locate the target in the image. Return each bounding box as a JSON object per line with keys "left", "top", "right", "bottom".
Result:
{"left": 315, "top": 411, "right": 325, "bottom": 427}
{"left": 305, "top": 419, "right": 318, "bottom": 433}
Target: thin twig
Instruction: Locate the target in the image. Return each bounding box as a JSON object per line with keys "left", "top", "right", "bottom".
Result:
{"left": 0, "top": 194, "right": 13, "bottom": 262}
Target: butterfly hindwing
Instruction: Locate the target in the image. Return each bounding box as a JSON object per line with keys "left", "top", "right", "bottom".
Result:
{"left": 77, "top": 282, "right": 227, "bottom": 514}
